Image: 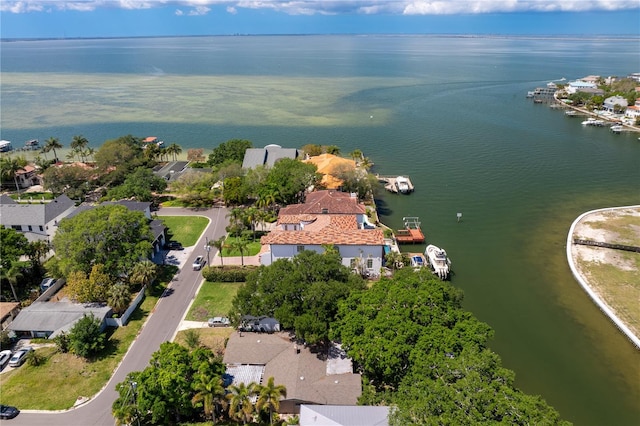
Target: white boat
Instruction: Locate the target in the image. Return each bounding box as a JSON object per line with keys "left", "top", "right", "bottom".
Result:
{"left": 581, "top": 118, "right": 605, "bottom": 126}
{"left": 0, "top": 140, "right": 13, "bottom": 153}
{"left": 425, "top": 244, "right": 451, "bottom": 280}
{"left": 395, "top": 176, "right": 411, "bottom": 194}
{"left": 565, "top": 110, "right": 577, "bottom": 116}
{"left": 610, "top": 125, "right": 623, "bottom": 133}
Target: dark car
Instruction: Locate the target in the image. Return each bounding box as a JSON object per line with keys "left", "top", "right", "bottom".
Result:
{"left": 0, "top": 404, "right": 19, "bottom": 419}
{"left": 165, "top": 241, "right": 183, "bottom": 250}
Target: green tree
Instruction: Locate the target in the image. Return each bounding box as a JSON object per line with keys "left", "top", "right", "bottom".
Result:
{"left": 0, "top": 225, "right": 29, "bottom": 270}
{"left": 103, "top": 166, "right": 167, "bottom": 202}
{"left": 208, "top": 138, "right": 252, "bottom": 167}
{"left": 192, "top": 375, "right": 227, "bottom": 424}
{"left": 256, "top": 377, "right": 287, "bottom": 425}
{"left": 260, "top": 158, "right": 321, "bottom": 206}
{"left": 209, "top": 236, "right": 227, "bottom": 267}
{"left": 108, "top": 283, "right": 132, "bottom": 315}
{"left": 385, "top": 250, "right": 404, "bottom": 271}
{"left": 94, "top": 135, "right": 145, "bottom": 186}
{"left": 183, "top": 329, "right": 201, "bottom": 350}
{"left": 53, "top": 204, "right": 153, "bottom": 280}
{"left": 325, "top": 145, "right": 340, "bottom": 155}
{"left": 41, "top": 163, "right": 95, "bottom": 199}
{"left": 69, "top": 314, "right": 106, "bottom": 358}
{"left": 2, "top": 262, "right": 23, "bottom": 301}
{"left": 0, "top": 156, "right": 23, "bottom": 191}
{"left": 301, "top": 144, "right": 323, "bottom": 157}
{"left": 70, "top": 135, "right": 89, "bottom": 162}
{"left": 27, "top": 239, "right": 51, "bottom": 269}
{"left": 226, "top": 382, "right": 257, "bottom": 424}
{"left": 129, "top": 260, "right": 157, "bottom": 290}
{"left": 43, "top": 136, "right": 63, "bottom": 161}
{"left": 227, "top": 236, "right": 249, "bottom": 267}
{"left": 166, "top": 143, "right": 182, "bottom": 161}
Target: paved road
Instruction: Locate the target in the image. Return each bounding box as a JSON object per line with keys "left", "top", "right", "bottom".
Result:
{"left": 13, "top": 207, "right": 229, "bottom": 426}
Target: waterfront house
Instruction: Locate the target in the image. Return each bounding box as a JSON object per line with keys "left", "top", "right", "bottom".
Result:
{"left": 259, "top": 190, "right": 384, "bottom": 276}
{"left": 15, "top": 165, "right": 42, "bottom": 189}
{"left": 242, "top": 144, "right": 300, "bottom": 169}
{"left": 603, "top": 95, "right": 628, "bottom": 113}
{"left": 566, "top": 80, "right": 598, "bottom": 94}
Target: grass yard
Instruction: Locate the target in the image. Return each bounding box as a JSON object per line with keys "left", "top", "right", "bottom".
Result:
{"left": 159, "top": 215, "right": 209, "bottom": 247}
{"left": 175, "top": 327, "right": 233, "bottom": 357}
{"left": 186, "top": 281, "right": 243, "bottom": 322}
{"left": 221, "top": 236, "right": 262, "bottom": 257}
{"left": 0, "top": 266, "right": 177, "bottom": 410}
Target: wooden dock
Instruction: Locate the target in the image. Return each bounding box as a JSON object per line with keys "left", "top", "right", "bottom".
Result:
{"left": 377, "top": 175, "right": 415, "bottom": 194}
{"left": 395, "top": 217, "right": 425, "bottom": 244}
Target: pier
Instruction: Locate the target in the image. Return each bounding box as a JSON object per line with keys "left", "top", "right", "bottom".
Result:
{"left": 377, "top": 175, "right": 415, "bottom": 194}
{"left": 395, "top": 216, "right": 425, "bottom": 244}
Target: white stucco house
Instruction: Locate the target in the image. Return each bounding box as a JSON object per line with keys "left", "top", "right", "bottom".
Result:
{"left": 603, "top": 95, "right": 628, "bottom": 113}
{"left": 566, "top": 80, "right": 598, "bottom": 94}
{"left": 259, "top": 190, "right": 385, "bottom": 276}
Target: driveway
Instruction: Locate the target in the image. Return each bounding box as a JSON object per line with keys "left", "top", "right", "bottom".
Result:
{"left": 12, "top": 206, "right": 229, "bottom": 426}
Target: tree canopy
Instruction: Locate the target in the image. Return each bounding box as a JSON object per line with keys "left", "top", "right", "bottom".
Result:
{"left": 53, "top": 204, "right": 153, "bottom": 280}
{"left": 208, "top": 138, "right": 252, "bottom": 167}
{"left": 231, "top": 250, "right": 366, "bottom": 344}
{"left": 331, "top": 268, "right": 569, "bottom": 425}
{"left": 103, "top": 166, "right": 167, "bottom": 202}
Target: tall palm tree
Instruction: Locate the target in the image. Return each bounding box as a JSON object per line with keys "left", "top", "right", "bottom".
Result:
{"left": 3, "top": 262, "right": 23, "bottom": 301}
{"left": 44, "top": 137, "right": 63, "bottom": 161}
{"left": 108, "top": 283, "right": 132, "bottom": 315}
{"left": 244, "top": 206, "right": 259, "bottom": 241}
{"left": 228, "top": 237, "right": 249, "bottom": 267}
{"left": 192, "top": 375, "right": 227, "bottom": 424}
{"left": 0, "top": 156, "right": 22, "bottom": 191}
{"left": 226, "top": 382, "right": 257, "bottom": 425}
{"left": 349, "top": 149, "right": 363, "bottom": 163}
{"left": 70, "top": 135, "right": 89, "bottom": 162}
{"left": 256, "top": 377, "right": 287, "bottom": 425}
{"left": 209, "top": 236, "right": 226, "bottom": 268}
{"left": 166, "top": 143, "right": 182, "bottom": 162}
{"left": 129, "top": 260, "right": 157, "bottom": 290}
{"left": 385, "top": 251, "right": 404, "bottom": 271}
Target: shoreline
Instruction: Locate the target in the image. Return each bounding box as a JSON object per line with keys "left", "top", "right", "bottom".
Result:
{"left": 566, "top": 205, "right": 640, "bottom": 349}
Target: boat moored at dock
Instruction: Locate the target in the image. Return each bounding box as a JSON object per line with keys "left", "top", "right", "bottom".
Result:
{"left": 425, "top": 244, "right": 452, "bottom": 280}
{"left": 377, "top": 175, "right": 415, "bottom": 194}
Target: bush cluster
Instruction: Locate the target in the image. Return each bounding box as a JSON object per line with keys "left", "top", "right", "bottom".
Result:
{"left": 202, "top": 265, "right": 257, "bottom": 282}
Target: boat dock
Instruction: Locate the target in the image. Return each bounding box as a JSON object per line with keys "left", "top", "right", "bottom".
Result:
{"left": 377, "top": 175, "right": 415, "bottom": 194}
{"left": 395, "top": 216, "right": 425, "bottom": 244}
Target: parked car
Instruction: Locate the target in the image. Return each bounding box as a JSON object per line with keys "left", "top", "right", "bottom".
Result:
{"left": 0, "top": 350, "right": 12, "bottom": 368}
{"left": 0, "top": 405, "right": 19, "bottom": 420}
{"left": 208, "top": 317, "right": 230, "bottom": 327}
{"left": 8, "top": 347, "right": 32, "bottom": 367}
{"left": 39, "top": 277, "right": 56, "bottom": 292}
{"left": 165, "top": 241, "right": 183, "bottom": 250}
{"left": 192, "top": 256, "right": 205, "bottom": 271}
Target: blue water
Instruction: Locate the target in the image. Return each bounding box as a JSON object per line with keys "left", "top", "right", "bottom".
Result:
{"left": 2, "top": 35, "right": 640, "bottom": 424}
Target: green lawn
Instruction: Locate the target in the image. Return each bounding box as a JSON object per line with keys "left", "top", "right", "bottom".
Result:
{"left": 221, "top": 236, "right": 262, "bottom": 257}
{"left": 186, "top": 281, "right": 243, "bottom": 321}
{"left": 159, "top": 215, "right": 209, "bottom": 247}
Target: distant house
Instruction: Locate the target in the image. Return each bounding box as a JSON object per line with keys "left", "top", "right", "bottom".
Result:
{"left": 566, "top": 80, "right": 598, "bottom": 94}
{"left": 242, "top": 144, "right": 300, "bottom": 169}
{"left": 603, "top": 95, "right": 628, "bottom": 113}
{"left": 625, "top": 105, "right": 640, "bottom": 119}
{"left": 223, "top": 332, "right": 362, "bottom": 414}
{"left": 0, "top": 302, "right": 21, "bottom": 331}
{"left": 300, "top": 405, "right": 390, "bottom": 426}
{"left": 152, "top": 161, "right": 190, "bottom": 181}
{"left": 0, "top": 194, "right": 76, "bottom": 242}
{"left": 15, "top": 165, "right": 41, "bottom": 189}
{"left": 260, "top": 190, "right": 384, "bottom": 276}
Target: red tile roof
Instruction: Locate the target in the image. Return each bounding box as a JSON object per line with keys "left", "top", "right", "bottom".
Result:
{"left": 279, "top": 190, "right": 365, "bottom": 216}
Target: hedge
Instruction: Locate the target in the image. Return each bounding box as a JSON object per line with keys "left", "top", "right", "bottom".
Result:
{"left": 201, "top": 265, "right": 257, "bottom": 282}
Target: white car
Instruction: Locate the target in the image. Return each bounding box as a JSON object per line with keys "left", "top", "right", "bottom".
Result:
{"left": 9, "top": 347, "right": 32, "bottom": 367}
{"left": 192, "top": 256, "right": 205, "bottom": 271}
{"left": 0, "top": 350, "right": 12, "bottom": 369}
{"left": 208, "top": 317, "right": 230, "bottom": 327}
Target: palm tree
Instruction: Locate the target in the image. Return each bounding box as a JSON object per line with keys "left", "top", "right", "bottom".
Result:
{"left": 349, "top": 149, "right": 363, "bottom": 163}
{"left": 3, "top": 262, "right": 23, "bottom": 301}
{"left": 44, "top": 137, "right": 63, "bottom": 161}
{"left": 192, "top": 375, "right": 227, "bottom": 424}
{"left": 129, "top": 260, "right": 157, "bottom": 290}
{"left": 166, "top": 143, "right": 182, "bottom": 162}
{"left": 325, "top": 145, "right": 340, "bottom": 155}
{"left": 70, "top": 135, "right": 89, "bottom": 162}
{"left": 209, "top": 236, "right": 227, "bottom": 268}
{"left": 245, "top": 206, "right": 259, "bottom": 241}
{"left": 359, "top": 156, "right": 373, "bottom": 170}
{"left": 108, "top": 283, "right": 132, "bottom": 315}
{"left": 385, "top": 251, "right": 404, "bottom": 271}
{"left": 256, "top": 377, "right": 287, "bottom": 425}
{"left": 226, "top": 382, "right": 257, "bottom": 425}
{"left": 228, "top": 237, "right": 249, "bottom": 267}
{"left": 0, "top": 156, "right": 22, "bottom": 192}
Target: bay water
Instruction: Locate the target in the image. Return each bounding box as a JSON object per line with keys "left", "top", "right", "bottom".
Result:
{"left": 2, "top": 35, "right": 639, "bottom": 424}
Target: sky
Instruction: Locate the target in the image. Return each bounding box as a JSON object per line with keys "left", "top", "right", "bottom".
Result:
{"left": 1, "top": 1, "right": 639, "bottom": 39}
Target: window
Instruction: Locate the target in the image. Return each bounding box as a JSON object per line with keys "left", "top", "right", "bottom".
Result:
{"left": 39, "top": 226, "right": 44, "bottom": 231}
{"left": 297, "top": 245, "right": 305, "bottom": 253}
{"left": 12, "top": 225, "right": 21, "bottom": 230}
{"left": 28, "top": 225, "right": 33, "bottom": 231}
{"left": 367, "top": 258, "right": 374, "bottom": 269}
{"left": 350, "top": 258, "right": 357, "bottom": 268}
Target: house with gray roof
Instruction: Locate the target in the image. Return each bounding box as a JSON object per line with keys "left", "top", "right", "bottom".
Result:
{"left": 223, "top": 332, "right": 361, "bottom": 415}
{"left": 603, "top": 95, "right": 628, "bottom": 113}
{"left": 0, "top": 194, "right": 76, "bottom": 242}
{"left": 8, "top": 300, "right": 112, "bottom": 339}
{"left": 242, "top": 144, "right": 300, "bottom": 169}
{"left": 300, "top": 405, "right": 390, "bottom": 426}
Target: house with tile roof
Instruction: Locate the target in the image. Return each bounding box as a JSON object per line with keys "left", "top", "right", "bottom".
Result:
{"left": 260, "top": 190, "right": 384, "bottom": 276}
{"left": 223, "top": 331, "right": 362, "bottom": 415}
{"left": 15, "top": 165, "right": 41, "bottom": 189}
{"left": 0, "top": 193, "right": 76, "bottom": 242}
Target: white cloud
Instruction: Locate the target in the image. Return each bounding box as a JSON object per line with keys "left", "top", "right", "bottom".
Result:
{"left": 1, "top": 0, "right": 638, "bottom": 14}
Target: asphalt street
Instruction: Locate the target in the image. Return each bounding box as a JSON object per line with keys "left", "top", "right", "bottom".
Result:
{"left": 12, "top": 206, "right": 229, "bottom": 426}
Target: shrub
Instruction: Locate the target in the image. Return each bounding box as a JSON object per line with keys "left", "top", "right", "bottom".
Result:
{"left": 202, "top": 265, "right": 256, "bottom": 282}
{"left": 26, "top": 350, "right": 45, "bottom": 367}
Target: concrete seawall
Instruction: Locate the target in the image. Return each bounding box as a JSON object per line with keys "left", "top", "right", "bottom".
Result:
{"left": 566, "top": 205, "right": 640, "bottom": 349}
